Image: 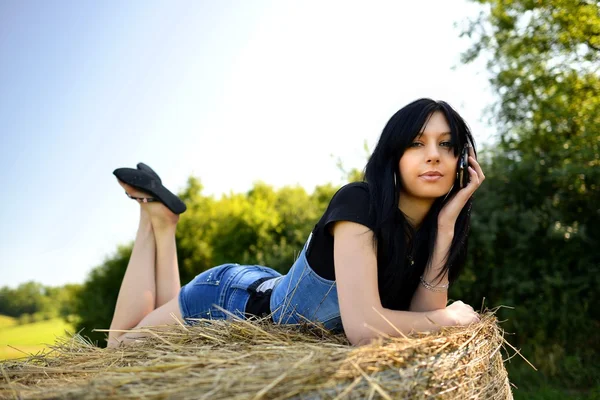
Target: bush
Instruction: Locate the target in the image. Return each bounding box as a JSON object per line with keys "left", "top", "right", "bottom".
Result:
{"left": 18, "top": 314, "right": 32, "bottom": 325}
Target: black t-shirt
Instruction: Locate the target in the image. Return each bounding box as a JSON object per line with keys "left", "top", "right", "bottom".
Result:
{"left": 245, "top": 182, "right": 374, "bottom": 316}
{"left": 305, "top": 182, "right": 375, "bottom": 280}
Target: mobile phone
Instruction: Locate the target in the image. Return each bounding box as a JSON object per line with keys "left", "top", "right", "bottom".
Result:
{"left": 457, "top": 144, "right": 470, "bottom": 189}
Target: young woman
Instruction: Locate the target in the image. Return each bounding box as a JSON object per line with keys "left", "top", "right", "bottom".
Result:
{"left": 107, "top": 98, "right": 484, "bottom": 348}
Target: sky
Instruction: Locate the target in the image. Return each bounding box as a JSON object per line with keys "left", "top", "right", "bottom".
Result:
{"left": 0, "top": 1, "right": 496, "bottom": 289}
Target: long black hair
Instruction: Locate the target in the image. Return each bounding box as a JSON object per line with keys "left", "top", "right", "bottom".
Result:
{"left": 363, "top": 98, "right": 476, "bottom": 311}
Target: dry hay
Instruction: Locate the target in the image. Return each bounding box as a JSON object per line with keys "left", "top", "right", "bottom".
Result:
{"left": 0, "top": 308, "right": 521, "bottom": 399}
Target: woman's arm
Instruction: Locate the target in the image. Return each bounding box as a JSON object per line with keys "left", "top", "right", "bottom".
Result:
{"left": 332, "top": 221, "right": 448, "bottom": 345}
{"left": 408, "top": 228, "right": 453, "bottom": 312}
{"left": 332, "top": 220, "right": 479, "bottom": 346}
{"left": 358, "top": 300, "right": 478, "bottom": 346}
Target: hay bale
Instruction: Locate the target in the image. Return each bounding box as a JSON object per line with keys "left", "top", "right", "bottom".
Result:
{"left": 0, "top": 309, "right": 515, "bottom": 399}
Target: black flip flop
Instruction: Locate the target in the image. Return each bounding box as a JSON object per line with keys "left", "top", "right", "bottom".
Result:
{"left": 137, "top": 162, "right": 161, "bottom": 183}
{"left": 113, "top": 165, "right": 187, "bottom": 215}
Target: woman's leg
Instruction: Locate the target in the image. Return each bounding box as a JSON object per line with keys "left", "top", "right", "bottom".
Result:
{"left": 152, "top": 213, "right": 181, "bottom": 308}
{"left": 107, "top": 206, "right": 157, "bottom": 346}
{"left": 107, "top": 181, "right": 183, "bottom": 347}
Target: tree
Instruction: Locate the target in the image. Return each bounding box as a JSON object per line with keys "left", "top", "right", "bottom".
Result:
{"left": 457, "top": 0, "right": 600, "bottom": 388}
{"left": 0, "top": 281, "right": 50, "bottom": 318}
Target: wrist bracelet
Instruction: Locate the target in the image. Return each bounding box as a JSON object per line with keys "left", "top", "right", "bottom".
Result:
{"left": 419, "top": 275, "right": 450, "bottom": 292}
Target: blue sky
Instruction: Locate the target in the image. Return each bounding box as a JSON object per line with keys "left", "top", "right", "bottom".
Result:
{"left": 0, "top": 1, "right": 495, "bottom": 288}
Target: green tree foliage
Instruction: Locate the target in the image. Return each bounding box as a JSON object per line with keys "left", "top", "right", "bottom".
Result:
{"left": 0, "top": 282, "right": 47, "bottom": 317}
{"left": 456, "top": 0, "right": 600, "bottom": 388}
{"left": 74, "top": 178, "right": 341, "bottom": 346}
{"left": 51, "top": 284, "right": 83, "bottom": 322}
{"left": 176, "top": 177, "right": 339, "bottom": 282}
{"left": 0, "top": 282, "right": 82, "bottom": 324}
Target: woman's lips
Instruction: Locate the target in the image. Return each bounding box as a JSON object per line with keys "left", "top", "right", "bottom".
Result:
{"left": 419, "top": 175, "right": 443, "bottom": 182}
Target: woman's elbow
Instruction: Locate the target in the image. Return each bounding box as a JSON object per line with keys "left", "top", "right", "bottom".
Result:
{"left": 354, "top": 336, "right": 380, "bottom": 346}
{"left": 345, "top": 329, "right": 363, "bottom": 346}
{"left": 343, "top": 308, "right": 386, "bottom": 346}
{"left": 345, "top": 323, "right": 380, "bottom": 347}
{"left": 342, "top": 321, "right": 369, "bottom": 346}
{"left": 347, "top": 332, "right": 382, "bottom": 347}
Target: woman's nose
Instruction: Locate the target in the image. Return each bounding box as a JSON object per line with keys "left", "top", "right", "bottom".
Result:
{"left": 426, "top": 144, "right": 441, "bottom": 163}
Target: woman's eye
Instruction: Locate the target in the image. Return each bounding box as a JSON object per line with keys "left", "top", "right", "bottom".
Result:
{"left": 410, "top": 142, "right": 453, "bottom": 148}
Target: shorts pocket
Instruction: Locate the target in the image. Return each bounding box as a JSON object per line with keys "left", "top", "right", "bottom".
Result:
{"left": 253, "top": 265, "right": 280, "bottom": 275}
{"left": 182, "top": 281, "right": 226, "bottom": 320}
{"left": 192, "top": 264, "right": 236, "bottom": 287}
{"left": 181, "top": 266, "right": 235, "bottom": 320}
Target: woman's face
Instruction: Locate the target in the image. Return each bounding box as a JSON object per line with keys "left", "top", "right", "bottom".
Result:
{"left": 398, "top": 111, "right": 458, "bottom": 201}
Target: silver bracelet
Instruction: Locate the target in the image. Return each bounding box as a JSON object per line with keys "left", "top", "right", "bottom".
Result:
{"left": 419, "top": 275, "right": 450, "bottom": 292}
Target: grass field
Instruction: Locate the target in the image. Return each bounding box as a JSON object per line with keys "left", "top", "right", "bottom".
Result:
{"left": 0, "top": 315, "right": 17, "bottom": 329}
{"left": 0, "top": 315, "right": 74, "bottom": 360}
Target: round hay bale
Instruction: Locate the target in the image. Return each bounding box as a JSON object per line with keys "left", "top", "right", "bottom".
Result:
{"left": 0, "top": 310, "right": 515, "bottom": 399}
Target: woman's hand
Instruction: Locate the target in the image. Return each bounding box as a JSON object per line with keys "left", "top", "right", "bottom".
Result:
{"left": 438, "top": 146, "right": 485, "bottom": 230}
{"left": 430, "top": 300, "right": 480, "bottom": 327}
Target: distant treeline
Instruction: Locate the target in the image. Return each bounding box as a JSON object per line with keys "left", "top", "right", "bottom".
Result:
{"left": 0, "top": 282, "right": 81, "bottom": 324}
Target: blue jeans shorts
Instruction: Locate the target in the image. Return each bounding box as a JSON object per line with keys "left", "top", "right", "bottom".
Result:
{"left": 178, "top": 263, "right": 282, "bottom": 323}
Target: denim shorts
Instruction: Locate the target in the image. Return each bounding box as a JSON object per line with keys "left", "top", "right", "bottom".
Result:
{"left": 178, "top": 263, "right": 282, "bottom": 323}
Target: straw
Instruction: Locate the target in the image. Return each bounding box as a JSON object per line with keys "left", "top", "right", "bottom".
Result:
{"left": 0, "top": 309, "right": 519, "bottom": 399}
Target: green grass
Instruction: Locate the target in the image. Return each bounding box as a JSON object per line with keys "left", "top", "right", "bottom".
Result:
{"left": 0, "top": 316, "right": 74, "bottom": 360}
{"left": 0, "top": 315, "right": 17, "bottom": 329}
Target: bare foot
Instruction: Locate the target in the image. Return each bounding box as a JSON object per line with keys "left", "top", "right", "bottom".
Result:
{"left": 117, "top": 179, "right": 179, "bottom": 229}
